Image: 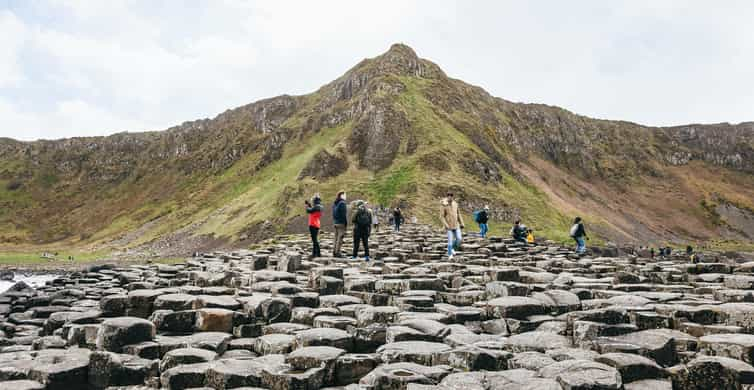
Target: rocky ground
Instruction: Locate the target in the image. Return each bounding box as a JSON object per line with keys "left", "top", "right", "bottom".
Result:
{"left": 1, "top": 224, "right": 754, "bottom": 390}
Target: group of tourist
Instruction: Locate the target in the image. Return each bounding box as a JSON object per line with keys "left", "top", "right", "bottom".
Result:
{"left": 450, "top": 192, "right": 589, "bottom": 258}
{"left": 304, "top": 190, "right": 592, "bottom": 261}
{"left": 306, "top": 191, "right": 405, "bottom": 261}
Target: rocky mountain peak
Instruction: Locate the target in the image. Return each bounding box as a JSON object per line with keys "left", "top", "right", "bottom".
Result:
{"left": 368, "top": 43, "right": 445, "bottom": 79}
{"left": 384, "top": 43, "right": 419, "bottom": 61}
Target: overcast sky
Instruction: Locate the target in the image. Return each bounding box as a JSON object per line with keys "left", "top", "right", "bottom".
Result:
{"left": 2, "top": 1, "right": 753, "bottom": 141}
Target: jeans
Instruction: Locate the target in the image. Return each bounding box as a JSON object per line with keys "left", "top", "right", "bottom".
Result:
{"left": 447, "top": 228, "right": 462, "bottom": 255}
{"left": 575, "top": 237, "right": 586, "bottom": 254}
{"left": 478, "top": 223, "right": 488, "bottom": 238}
{"left": 353, "top": 229, "right": 369, "bottom": 258}
{"left": 333, "top": 224, "right": 346, "bottom": 256}
{"left": 309, "top": 226, "right": 321, "bottom": 257}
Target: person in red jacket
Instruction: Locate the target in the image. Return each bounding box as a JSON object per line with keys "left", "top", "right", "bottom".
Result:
{"left": 305, "top": 195, "right": 323, "bottom": 258}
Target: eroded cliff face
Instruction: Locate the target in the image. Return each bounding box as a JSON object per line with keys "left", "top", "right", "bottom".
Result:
{"left": 1, "top": 43, "right": 753, "bottom": 248}
{"left": 661, "top": 123, "right": 754, "bottom": 172}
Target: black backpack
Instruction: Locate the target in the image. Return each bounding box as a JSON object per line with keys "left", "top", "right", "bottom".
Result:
{"left": 356, "top": 208, "right": 371, "bottom": 227}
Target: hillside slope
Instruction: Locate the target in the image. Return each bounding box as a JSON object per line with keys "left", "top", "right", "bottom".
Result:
{"left": 1, "top": 44, "right": 753, "bottom": 254}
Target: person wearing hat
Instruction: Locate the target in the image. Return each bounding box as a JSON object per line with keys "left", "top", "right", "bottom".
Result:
{"left": 441, "top": 192, "right": 464, "bottom": 259}
{"left": 476, "top": 205, "right": 490, "bottom": 238}
{"left": 305, "top": 194, "right": 323, "bottom": 258}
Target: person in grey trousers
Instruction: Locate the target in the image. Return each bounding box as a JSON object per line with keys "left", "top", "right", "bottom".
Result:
{"left": 332, "top": 191, "right": 348, "bottom": 257}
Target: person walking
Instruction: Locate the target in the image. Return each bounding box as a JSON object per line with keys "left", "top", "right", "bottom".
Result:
{"left": 476, "top": 205, "right": 489, "bottom": 238}
{"left": 569, "top": 217, "right": 589, "bottom": 254}
{"left": 393, "top": 207, "right": 403, "bottom": 232}
{"left": 441, "top": 192, "right": 464, "bottom": 259}
{"left": 371, "top": 206, "right": 380, "bottom": 233}
{"left": 332, "top": 191, "right": 347, "bottom": 257}
{"left": 510, "top": 219, "right": 527, "bottom": 243}
{"left": 352, "top": 200, "right": 372, "bottom": 261}
{"left": 305, "top": 195, "right": 323, "bottom": 258}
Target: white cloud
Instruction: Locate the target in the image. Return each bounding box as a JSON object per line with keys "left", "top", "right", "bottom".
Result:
{"left": 0, "top": 97, "right": 156, "bottom": 140}
{"left": 0, "top": 10, "right": 26, "bottom": 87}
{"left": 1, "top": 1, "right": 753, "bottom": 141}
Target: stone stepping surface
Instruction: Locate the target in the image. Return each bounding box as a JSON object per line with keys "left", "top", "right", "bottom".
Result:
{"left": 0, "top": 224, "right": 753, "bottom": 389}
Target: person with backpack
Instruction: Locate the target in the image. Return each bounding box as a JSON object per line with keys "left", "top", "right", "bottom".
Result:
{"left": 332, "top": 191, "right": 348, "bottom": 257}
{"left": 352, "top": 200, "right": 372, "bottom": 261}
{"left": 305, "top": 195, "right": 323, "bottom": 258}
{"left": 393, "top": 207, "right": 403, "bottom": 232}
{"left": 475, "top": 205, "right": 489, "bottom": 238}
{"left": 441, "top": 192, "right": 464, "bottom": 259}
{"left": 570, "top": 217, "right": 588, "bottom": 254}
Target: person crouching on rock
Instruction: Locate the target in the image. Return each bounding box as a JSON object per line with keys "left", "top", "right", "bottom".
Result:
{"left": 510, "top": 219, "right": 528, "bottom": 243}
{"left": 570, "top": 217, "right": 589, "bottom": 254}
{"left": 305, "top": 195, "right": 323, "bottom": 258}
{"left": 527, "top": 228, "right": 535, "bottom": 244}
{"left": 332, "top": 191, "right": 348, "bottom": 258}
{"left": 352, "top": 200, "right": 372, "bottom": 262}
{"left": 441, "top": 192, "right": 464, "bottom": 259}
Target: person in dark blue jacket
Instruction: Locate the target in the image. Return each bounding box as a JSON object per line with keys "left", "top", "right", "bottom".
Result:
{"left": 332, "top": 191, "right": 348, "bottom": 257}
{"left": 510, "top": 219, "right": 527, "bottom": 243}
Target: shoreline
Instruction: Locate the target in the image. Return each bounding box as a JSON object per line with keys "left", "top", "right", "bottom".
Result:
{"left": 0, "top": 257, "right": 188, "bottom": 273}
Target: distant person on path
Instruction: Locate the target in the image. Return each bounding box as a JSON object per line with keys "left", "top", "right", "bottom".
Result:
{"left": 393, "top": 207, "right": 404, "bottom": 232}
{"left": 371, "top": 207, "right": 379, "bottom": 232}
{"left": 441, "top": 192, "right": 464, "bottom": 259}
{"left": 305, "top": 195, "right": 323, "bottom": 258}
{"left": 510, "top": 219, "right": 527, "bottom": 243}
{"left": 332, "top": 191, "right": 348, "bottom": 258}
{"left": 526, "top": 228, "right": 535, "bottom": 244}
{"left": 686, "top": 245, "right": 697, "bottom": 262}
{"left": 352, "top": 200, "right": 372, "bottom": 261}
{"left": 570, "top": 217, "right": 589, "bottom": 254}
{"left": 476, "top": 206, "right": 489, "bottom": 238}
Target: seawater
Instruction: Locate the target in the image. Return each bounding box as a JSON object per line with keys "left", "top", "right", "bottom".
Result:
{"left": 0, "top": 273, "right": 60, "bottom": 294}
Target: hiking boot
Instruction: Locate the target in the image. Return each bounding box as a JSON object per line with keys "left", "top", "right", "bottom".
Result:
{"left": 365, "top": 256, "right": 370, "bottom": 262}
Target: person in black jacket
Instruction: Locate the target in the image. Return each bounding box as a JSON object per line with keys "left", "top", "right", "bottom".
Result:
{"left": 352, "top": 201, "right": 372, "bottom": 261}
{"left": 510, "top": 219, "right": 527, "bottom": 243}
{"left": 393, "top": 207, "right": 403, "bottom": 232}
{"left": 332, "top": 191, "right": 347, "bottom": 257}
{"left": 477, "top": 205, "right": 489, "bottom": 238}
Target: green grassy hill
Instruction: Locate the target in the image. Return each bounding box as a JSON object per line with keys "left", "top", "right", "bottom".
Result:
{"left": 1, "top": 44, "right": 753, "bottom": 258}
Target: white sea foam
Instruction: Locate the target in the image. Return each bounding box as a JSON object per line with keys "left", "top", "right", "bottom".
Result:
{"left": 0, "top": 273, "right": 60, "bottom": 293}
